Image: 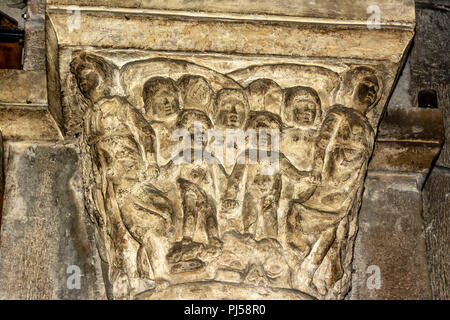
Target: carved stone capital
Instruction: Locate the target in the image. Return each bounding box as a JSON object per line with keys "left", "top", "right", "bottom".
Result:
{"left": 45, "top": 0, "right": 415, "bottom": 300}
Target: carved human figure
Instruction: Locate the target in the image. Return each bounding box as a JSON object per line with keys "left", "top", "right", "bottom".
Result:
{"left": 246, "top": 78, "right": 284, "bottom": 116}
{"left": 286, "top": 66, "right": 381, "bottom": 297}
{"left": 213, "top": 88, "right": 249, "bottom": 175}
{"left": 215, "top": 232, "right": 291, "bottom": 289}
{"left": 222, "top": 111, "right": 316, "bottom": 241}
{"left": 143, "top": 77, "right": 182, "bottom": 165}
{"left": 177, "top": 75, "right": 213, "bottom": 114}
{"left": 214, "top": 88, "right": 248, "bottom": 130}
{"left": 71, "top": 52, "right": 173, "bottom": 295}
{"left": 281, "top": 86, "right": 322, "bottom": 172}
{"left": 162, "top": 109, "right": 224, "bottom": 274}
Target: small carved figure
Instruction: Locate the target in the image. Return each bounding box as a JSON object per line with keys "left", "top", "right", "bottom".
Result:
{"left": 287, "top": 66, "right": 381, "bottom": 298}
{"left": 213, "top": 88, "right": 250, "bottom": 174}
{"left": 214, "top": 88, "right": 248, "bottom": 130}
{"left": 246, "top": 79, "right": 283, "bottom": 116}
{"left": 281, "top": 86, "right": 322, "bottom": 172}
{"left": 223, "top": 111, "right": 316, "bottom": 241}
{"left": 164, "top": 109, "right": 224, "bottom": 274}
{"left": 72, "top": 52, "right": 173, "bottom": 296}
{"left": 143, "top": 77, "right": 183, "bottom": 165}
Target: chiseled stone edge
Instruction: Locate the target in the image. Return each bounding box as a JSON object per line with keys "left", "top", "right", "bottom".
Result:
{"left": 46, "top": 0, "right": 415, "bottom": 27}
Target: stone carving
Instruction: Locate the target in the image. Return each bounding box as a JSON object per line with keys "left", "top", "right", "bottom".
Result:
{"left": 71, "top": 52, "right": 383, "bottom": 300}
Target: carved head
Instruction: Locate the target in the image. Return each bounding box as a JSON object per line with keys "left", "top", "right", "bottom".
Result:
{"left": 143, "top": 77, "right": 181, "bottom": 121}
{"left": 214, "top": 88, "right": 248, "bottom": 129}
{"left": 177, "top": 75, "right": 213, "bottom": 112}
{"left": 342, "top": 66, "right": 382, "bottom": 114}
{"left": 245, "top": 111, "right": 282, "bottom": 150}
{"left": 176, "top": 109, "right": 213, "bottom": 148}
{"left": 246, "top": 79, "right": 283, "bottom": 116}
{"left": 283, "top": 86, "right": 322, "bottom": 128}
{"left": 70, "top": 52, "right": 114, "bottom": 103}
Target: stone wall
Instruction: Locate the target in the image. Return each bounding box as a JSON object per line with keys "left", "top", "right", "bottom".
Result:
{"left": 0, "top": 0, "right": 447, "bottom": 300}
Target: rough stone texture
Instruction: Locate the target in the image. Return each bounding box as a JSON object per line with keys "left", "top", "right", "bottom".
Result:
{"left": 46, "top": 0, "right": 415, "bottom": 26}
{"left": 0, "top": 70, "right": 62, "bottom": 141}
{"left": 350, "top": 105, "right": 443, "bottom": 300}
{"left": 422, "top": 168, "right": 450, "bottom": 300}
{"left": 350, "top": 174, "right": 432, "bottom": 300}
{"left": 409, "top": 4, "right": 450, "bottom": 300}
{"left": 0, "top": 141, "right": 106, "bottom": 299}
{"left": 387, "top": 59, "right": 413, "bottom": 109}
{"left": 23, "top": 0, "right": 46, "bottom": 71}
{"left": 369, "top": 107, "right": 444, "bottom": 181}
{"left": 410, "top": 7, "right": 450, "bottom": 167}
{"left": 0, "top": 106, "right": 62, "bottom": 141}
{"left": 0, "top": 70, "right": 47, "bottom": 106}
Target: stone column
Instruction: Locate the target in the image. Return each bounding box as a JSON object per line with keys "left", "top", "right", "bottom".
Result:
{"left": 351, "top": 107, "right": 444, "bottom": 299}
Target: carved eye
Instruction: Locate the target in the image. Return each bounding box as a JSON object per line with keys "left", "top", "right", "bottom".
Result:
{"left": 342, "top": 148, "right": 362, "bottom": 162}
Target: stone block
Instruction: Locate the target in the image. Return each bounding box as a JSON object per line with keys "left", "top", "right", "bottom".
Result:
{"left": 0, "top": 142, "right": 106, "bottom": 299}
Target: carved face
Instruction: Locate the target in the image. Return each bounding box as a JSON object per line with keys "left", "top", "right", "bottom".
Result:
{"left": 176, "top": 110, "right": 212, "bottom": 148}
{"left": 284, "top": 87, "right": 321, "bottom": 128}
{"left": 77, "top": 69, "right": 100, "bottom": 100}
{"left": 292, "top": 99, "right": 317, "bottom": 126}
{"left": 147, "top": 87, "right": 180, "bottom": 120}
{"left": 286, "top": 95, "right": 318, "bottom": 127}
{"left": 245, "top": 112, "right": 282, "bottom": 150}
{"left": 353, "top": 76, "right": 379, "bottom": 113}
{"left": 215, "top": 91, "right": 247, "bottom": 129}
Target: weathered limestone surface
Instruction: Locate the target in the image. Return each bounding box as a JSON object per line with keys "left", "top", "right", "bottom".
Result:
{"left": 351, "top": 174, "right": 432, "bottom": 300}
{"left": 423, "top": 168, "right": 450, "bottom": 300}
{"left": 46, "top": 0, "right": 415, "bottom": 26}
{"left": 0, "top": 141, "right": 106, "bottom": 299}
{"left": 0, "top": 70, "right": 61, "bottom": 141}
{"left": 23, "top": 0, "right": 46, "bottom": 71}
{"left": 3, "top": 0, "right": 441, "bottom": 301}
{"left": 41, "top": 1, "right": 415, "bottom": 300}
{"left": 410, "top": 3, "right": 450, "bottom": 300}
{"left": 351, "top": 106, "right": 443, "bottom": 300}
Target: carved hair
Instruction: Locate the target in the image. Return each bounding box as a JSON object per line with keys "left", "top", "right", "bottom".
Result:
{"left": 176, "top": 109, "right": 213, "bottom": 131}
{"left": 246, "top": 78, "right": 283, "bottom": 116}
{"left": 341, "top": 66, "right": 383, "bottom": 113}
{"left": 214, "top": 88, "right": 249, "bottom": 116}
{"left": 142, "top": 77, "right": 180, "bottom": 113}
{"left": 244, "top": 111, "right": 283, "bottom": 131}
{"left": 177, "top": 75, "right": 213, "bottom": 111}
{"left": 70, "top": 51, "right": 115, "bottom": 97}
